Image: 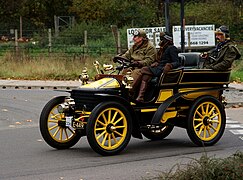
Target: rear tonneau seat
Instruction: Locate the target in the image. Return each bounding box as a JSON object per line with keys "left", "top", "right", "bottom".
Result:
{"left": 179, "top": 52, "right": 204, "bottom": 69}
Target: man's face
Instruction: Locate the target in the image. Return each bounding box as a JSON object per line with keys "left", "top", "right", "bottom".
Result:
{"left": 133, "top": 36, "right": 143, "bottom": 45}
{"left": 215, "top": 33, "right": 225, "bottom": 42}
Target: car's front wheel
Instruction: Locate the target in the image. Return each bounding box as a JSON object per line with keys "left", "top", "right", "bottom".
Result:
{"left": 39, "top": 96, "right": 81, "bottom": 149}
{"left": 86, "top": 101, "right": 132, "bottom": 156}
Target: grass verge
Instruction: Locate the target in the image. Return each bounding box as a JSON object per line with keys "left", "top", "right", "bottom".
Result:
{"left": 0, "top": 52, "right": 114, "bottom": 80}
{"left": 145, "top": 151, "right": 243, "bottom": 180}
{"left": 0, "top": 44, "right": 242, "bottom": 81}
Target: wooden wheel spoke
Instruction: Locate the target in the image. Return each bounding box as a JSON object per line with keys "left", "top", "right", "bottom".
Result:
{"left": 51, "top": 113, "right": 63, "bottom": 120}
{"left": 48, "top": 119, "right": 58, "bottom": 123}
{"left": 96, "top": 127, "right": 106, "bottom": 131}
{"left": 194, "top": 118, "right": 203, "bottom": 122}
{"left": 114, "top": 130, "right": 123, "bottom": 137}
{"left": 101, "top": 133, "right": 108, "bottom": 146}
{"left": 209, "top": 124, "right": 217, "bottom": 132}
{"left": 53, "top": 127, "right": 61, "bottom": 138}
{"left": 108, "top": 134, "right": 112, "bottom": 147}
{"left": 97, "top": 119, "right": 106, "bottom": 127}
{"left": 207, "top": 127, "right": 212, "bottom": 136}
{"left": 111, "top": 133, "right": 118, "bottom": 143}
{"left": 198, "top": 125, "right": 204, "bottom": 136}
{"left": 210, "top": 113, "right": 219, "bottom": 119}
{"left": 111, "top": 111, "right": 118, "bottom": 123}
{"left": 59, "top": 128, "right": 63, "bottom": 140}
{"left": 113, "top": 117, "right": 123, "bottom": 125}
{"left": 208, "top": 106, "right": 215, "bottom": 116}
{"left": 49, "top": 124, "right": 58, "bottom": 131}
{"left": 102, "top": 113, "right": 108, "bottom": 124}
{"left": 114, "top": 125, "right": 125, "bottom": 129}
{"left": 210, "top": 120, "right": 219, "bottom": 124}
{"left": 201, "top": 105, "right": 205, "bottom": 115}
{"left": 64, "top": 128, "right": 69, "bottom": 140}
{"left": 107, "top": 110, "right": 112, "bottom": 123}
{"left": 97, "top": 131, "right": 106, "bottom": 140}
{"left": 196, "top": 110, "right": 203, "bottom": 118}
{"left": 195, "top": 122, "right": 203, "bottom": 129}
{"left": 206, "top": 103, "right": 209, "bottom": 114}
{"left": 203, "top": 126, "right": 207, "bottom": 138}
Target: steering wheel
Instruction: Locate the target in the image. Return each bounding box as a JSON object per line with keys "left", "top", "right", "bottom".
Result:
{"left": 112, "top": 55, "right": 132, "bottom": 74}
{"left": 113, "top": 56, "right": 131, "bottom": 64}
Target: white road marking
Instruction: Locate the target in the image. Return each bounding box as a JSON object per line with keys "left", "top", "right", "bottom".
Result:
{"left": 226, "top": 120, "right": 239, "bottom": 124}
{"left": 226, "top": 124, "right": 243, "bottom": 128}
{"left": 229, "top": 130, "right": 243, "bottom": 135}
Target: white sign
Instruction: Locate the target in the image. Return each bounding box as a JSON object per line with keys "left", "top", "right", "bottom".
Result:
{"left": 173, "top": 24, "right": 215, "bottom": 48}
{"left": 127, "top": 27, "right": 166, "bottom": 48}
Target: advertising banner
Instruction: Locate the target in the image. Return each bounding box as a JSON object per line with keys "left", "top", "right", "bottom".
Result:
{"left": 127, "top": 25, "right": 215, "bottom": 49}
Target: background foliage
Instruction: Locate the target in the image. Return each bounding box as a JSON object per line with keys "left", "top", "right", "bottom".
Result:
{"left": 0, "top": 0, "right": 242, "bottom": 81}
{"left": 0, "top": 0, "right": 242, "bottom": 40}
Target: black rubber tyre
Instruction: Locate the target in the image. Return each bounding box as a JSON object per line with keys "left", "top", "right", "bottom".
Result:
{"left": 142, "top": 125, "right": 174, "bottom": 140}
{"left": 86, "top": 101, "right": 132, "bottom": 156}
{"left": 40, "top": 96, "right": 81, "bottom": 149}
{"left": 187, "top": 95, "right": 226, "bottom": 146}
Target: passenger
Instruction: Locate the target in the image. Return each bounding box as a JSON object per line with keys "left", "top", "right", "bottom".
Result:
{"left": 120, "top": 29, "right": 157, "bottom": 80}
{"left": 202, "top": 25, "right": 241, "bottom": 71}
{"left": 131, "top": 32, "right": 180, "bottom": 102}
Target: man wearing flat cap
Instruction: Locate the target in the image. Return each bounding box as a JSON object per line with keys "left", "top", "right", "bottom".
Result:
{"left": 120, "top": 29, "right": 157, "bottom": 80}
{"left": 203, "top": 25, "right": 241, "bottom": 71}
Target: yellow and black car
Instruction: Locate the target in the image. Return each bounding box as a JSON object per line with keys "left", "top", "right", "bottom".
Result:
{"left": 39, "top": 53, "right": 230, "bottom": 156}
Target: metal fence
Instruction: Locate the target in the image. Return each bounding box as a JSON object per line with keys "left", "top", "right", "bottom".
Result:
{"left": 0, "top": 29, "right": 123, "bottom": 59}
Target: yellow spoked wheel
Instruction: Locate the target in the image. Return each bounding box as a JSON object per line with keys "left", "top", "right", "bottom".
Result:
{"left": 187, "top": 96, "right": 226, "bottom": 146}
{"left": 87, "top": 101, "right": 132, "bottom": 156}
{"left": 40, "top": 96, "right": 81, "bottom": 149}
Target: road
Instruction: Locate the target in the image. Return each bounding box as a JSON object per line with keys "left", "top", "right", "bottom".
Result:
{"left": 0, "top": 90, "right": 243, "bottom": 180}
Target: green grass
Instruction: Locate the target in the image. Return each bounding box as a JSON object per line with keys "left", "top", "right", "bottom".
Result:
{"left": 0, "top": 51, "right": 115, "bottom": 80}
{"left": 0, "top": 44, "right": 242, "bottom": 81}
{"left": 145, "top": 151, "right": 243, "bottom": 180}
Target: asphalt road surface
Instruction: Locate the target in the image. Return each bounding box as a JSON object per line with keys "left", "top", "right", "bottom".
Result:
{"left": 0, "top": 90, "right": 242, "bottom": 180}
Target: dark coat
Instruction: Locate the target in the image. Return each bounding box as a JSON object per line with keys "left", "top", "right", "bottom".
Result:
{"left": 204, "top": 41, "right": 241, "bottom": 71}
{"left": 149, "top": 45, "right": 180, "bottom": 76}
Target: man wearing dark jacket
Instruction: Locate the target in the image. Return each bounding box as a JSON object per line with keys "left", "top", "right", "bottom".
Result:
{"left": 131, "top": 32, "right": 181, "bottom": 102}
{"left": 203, "top": 25, "right": 241, "bottom": 71}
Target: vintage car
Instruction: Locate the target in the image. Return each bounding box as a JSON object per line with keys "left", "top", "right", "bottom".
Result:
{"left": 39, "top": 53, "right": 231, "bottom": 156}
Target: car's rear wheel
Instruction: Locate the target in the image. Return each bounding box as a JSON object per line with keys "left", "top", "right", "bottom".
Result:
{"left": 86, "top": 101, "right": 132, "bottom": 156}
{"left": 187, "top": 96, "right": 226, "bottom": 146}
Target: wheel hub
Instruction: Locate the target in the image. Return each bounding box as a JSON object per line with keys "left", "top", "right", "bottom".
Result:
{"left": 203, "top": 116, "right": 210, "bottom": 126}
{"left": 106, "top": 124, "right": 116, "bottom": 133}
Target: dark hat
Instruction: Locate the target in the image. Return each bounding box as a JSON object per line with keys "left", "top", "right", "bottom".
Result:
{"left": 160, "top": 32, "right": 173, "bottom": 41}
{"left": 215, "top": 25, "right": 230, "bottom": 37}
{"left": 133, "top": 29, "right": 147, "bottom": 38}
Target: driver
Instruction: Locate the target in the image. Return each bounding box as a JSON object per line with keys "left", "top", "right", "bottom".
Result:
{"left": 119, "top": 29, "right": 157, "bottom": 80}
{"left": 202, "top": 25, "right": 241, "bottom": 71}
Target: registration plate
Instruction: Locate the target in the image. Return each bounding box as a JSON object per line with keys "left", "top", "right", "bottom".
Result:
{"left": 72, "top": 121, "right": 84, "bottom": 129}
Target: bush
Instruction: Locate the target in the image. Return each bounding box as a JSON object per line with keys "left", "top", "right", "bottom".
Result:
{"left": 146, "top": 151, "right": 243, "bottom": 180}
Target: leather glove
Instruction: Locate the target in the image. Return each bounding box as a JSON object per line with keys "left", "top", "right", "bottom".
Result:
{"left": 131, "top": 61, "right": 143, "bottom": 67}
{"left": 163, "top": 63, "right": 173, "bottom": 74}
{"left": 150, "top": 62, "right": 159, "bottom": 67}
{"left": 113, "top": 55, "right": 121, "bottom": 63}
{"left": 200, "top": 52, "right": 208, "bottom": 59}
